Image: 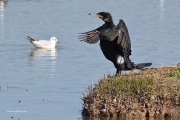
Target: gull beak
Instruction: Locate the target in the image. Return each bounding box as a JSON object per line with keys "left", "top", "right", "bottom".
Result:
{"left": 57, "top": 41, "right": 60, "bottom": 44}
{"left": 89, "top": 13, "right": 103, "bottom": 19}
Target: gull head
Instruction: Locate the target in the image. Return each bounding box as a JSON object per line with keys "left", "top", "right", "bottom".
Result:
{"left": 50, "top": 37, "right": 60, "bottom": 44}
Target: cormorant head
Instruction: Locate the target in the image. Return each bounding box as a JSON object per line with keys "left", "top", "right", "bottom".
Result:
{"left": 89, "top": 12, "right": 113, "bottom": 23}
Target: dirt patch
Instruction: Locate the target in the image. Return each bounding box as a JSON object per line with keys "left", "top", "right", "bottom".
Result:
{"left": 81, "top": 66, "right": 180, "bottom": 118}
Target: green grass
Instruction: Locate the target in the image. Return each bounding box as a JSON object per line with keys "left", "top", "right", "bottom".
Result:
{"left": 168, "top": 62, "right": 180, "bottom": 78}
{"left": 98, "top": 76, "right": 155, "bottom": 95}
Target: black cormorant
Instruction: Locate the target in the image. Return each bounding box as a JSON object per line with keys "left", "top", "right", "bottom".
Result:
{"left": 79, "top": 12, "right": 152, "bottom": 75}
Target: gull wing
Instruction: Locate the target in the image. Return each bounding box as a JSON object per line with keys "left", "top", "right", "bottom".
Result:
{"left": 34, "top": 40, "right": 52, "bottom": 47}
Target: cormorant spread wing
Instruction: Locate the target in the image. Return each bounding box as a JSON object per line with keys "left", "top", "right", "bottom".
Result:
{"left": 105, "top": 19, "right": 132, "bottom": 57}
{"left": 78, "top": 26, "right": 103, "bottom": 44}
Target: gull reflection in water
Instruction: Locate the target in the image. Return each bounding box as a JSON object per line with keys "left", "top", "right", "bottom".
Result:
{"left": 0, "top": 0, "right": 8, "bottom": 11}
{"left": 28, "top": 48, "right": 58, "bottom": 78}
{"left": 29, "top": 48, "right": 58, "bottom": 59}
{"left": 0, "top": 0, "right": 8, "bottom": 41}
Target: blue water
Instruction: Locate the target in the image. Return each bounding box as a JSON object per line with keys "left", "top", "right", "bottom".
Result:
{"left": 0, "top": 0, "right": 180, "bottom": 120}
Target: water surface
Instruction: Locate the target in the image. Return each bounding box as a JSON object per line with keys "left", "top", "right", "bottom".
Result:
{"left": 0, "top": 0, "right": 180, "bottom": 120}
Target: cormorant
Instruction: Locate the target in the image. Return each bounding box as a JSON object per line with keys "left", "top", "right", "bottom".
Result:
{"left": 79, "top": 12, "right": 152, "bottom": 75}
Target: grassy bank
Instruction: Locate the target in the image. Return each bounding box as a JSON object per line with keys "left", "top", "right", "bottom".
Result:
{"left": 81, "top": 64, "right": 180, "bottom": 118}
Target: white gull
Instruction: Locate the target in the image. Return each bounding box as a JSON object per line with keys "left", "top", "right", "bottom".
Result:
{"left": 27, "top": 36, "right": 59, "bottom": 48}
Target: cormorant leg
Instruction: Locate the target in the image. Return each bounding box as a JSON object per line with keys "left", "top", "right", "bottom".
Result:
{"left": 115, "top": 69, "right": 122, "bottom": 76}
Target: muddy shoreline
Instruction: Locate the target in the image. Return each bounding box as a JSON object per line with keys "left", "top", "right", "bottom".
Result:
{"left": 81, "top": 66, "right": 180, "bottom": 118}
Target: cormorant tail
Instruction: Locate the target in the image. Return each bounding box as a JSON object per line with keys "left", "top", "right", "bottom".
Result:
{"left": 135, "top": 63, "right": 152, "bottom": 69}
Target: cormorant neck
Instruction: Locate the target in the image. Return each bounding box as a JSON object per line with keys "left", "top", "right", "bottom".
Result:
{"left": 105, "top": 21, "right": 114, "bottom": 25}
{"left": 104, "top": 17, "right": 114, "bottom": 25}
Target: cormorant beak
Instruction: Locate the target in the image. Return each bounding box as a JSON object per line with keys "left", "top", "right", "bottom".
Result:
{"left": 89, "top": 13, "right": 103, "bottom": 19}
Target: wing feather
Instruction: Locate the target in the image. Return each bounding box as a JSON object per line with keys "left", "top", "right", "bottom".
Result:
{"left": 78, "top": 26, "right": 103, "bottom": 44}
{"left": 27, "top": 36, "right": 39, "bottom": 43}
{"left": 104, "top": 19, "right": 131, "bottom": 56}
{"left": 118, "top": 20, "right": 131, "bottom": 52}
